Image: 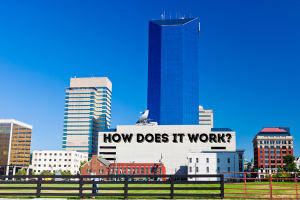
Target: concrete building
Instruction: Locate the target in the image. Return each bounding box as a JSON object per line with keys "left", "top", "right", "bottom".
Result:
{"left": 32, "top": 150, "right": 88, "bottom": 174}
{"left": 253, "top": 127, "right": 293, "bottom": 173}
{"left": 98, "top": 124, "right": 241, "bottom": 174}
{"left": 0, "top": 119, "right": 32, "bottom": 175}
{"left": 62, "top": 77, "right": 112, "bottom": 157}
{"left": 199, "top": 105, "right": 213, "bottom": 128}
{"left": 187, "top": 151, "right": 244, "bottom": 180}
{"left": 147, "top": 18, "right": 200, "bottom": 125}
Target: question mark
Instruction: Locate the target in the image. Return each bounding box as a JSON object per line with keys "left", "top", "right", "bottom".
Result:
{"left": 226, "top": 134, "right": 232, "bottom": 143}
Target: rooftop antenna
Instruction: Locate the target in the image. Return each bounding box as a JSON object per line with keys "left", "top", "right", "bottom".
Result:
{"left": 198, "top": 22, "right": 200, "bottom": 36}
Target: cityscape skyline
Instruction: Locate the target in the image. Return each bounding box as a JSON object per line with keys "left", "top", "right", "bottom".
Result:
{"left": 0, "top": 0, "right": 299, "bottom": 161}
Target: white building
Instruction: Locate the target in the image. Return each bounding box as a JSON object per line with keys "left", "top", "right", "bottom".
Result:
{"left": 199, "top": 105, "right": 213, "bottom": 128}
{"left": 62, "top": 77, "right": 112, "bottom": 157}
{"left": 187, "top": 151, "right": 244, "bottom": 180}
{"left": 32, "top": 150, "right": 88, "bottom": 174}
{"left": 98, "top": 124, "right": 241, "bottom": 174}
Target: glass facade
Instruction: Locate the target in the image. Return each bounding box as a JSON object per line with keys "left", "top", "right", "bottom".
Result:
{"left": 147, "top": 18, "right": 199, "bottom": 125}
{"left": 0, "top": 122, "right": 32, "bottom": 167}
{"left": 62, "top": 84, "right": 112, "bottom": 157}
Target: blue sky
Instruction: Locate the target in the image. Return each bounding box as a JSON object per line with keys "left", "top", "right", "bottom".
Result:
{"left": 0, "top": 0, "right": 299, "bottom": 160}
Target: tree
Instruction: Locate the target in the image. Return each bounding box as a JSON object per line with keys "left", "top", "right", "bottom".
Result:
{"left": 98, "top": 155, "right": 104, "bottom": 159}
{"left": 283, "top": 155, "right": 298, "bottom": 172}
{"left": 15, "top": 168, "right": 27, "bottom": 176}
{"left": 79, "top": 160, "right": 87, "bottom": 173}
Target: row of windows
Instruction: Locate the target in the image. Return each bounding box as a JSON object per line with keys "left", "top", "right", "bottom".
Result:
{"left": 34, "top": 152, "right": 86, "bottom": 157}
{"left": 189, "top": 158, "right": 231, "bottom": 164}
{"left": 259, "top": 141, "right": 292, "bottom": 144}
{"left": 199, "top": 115, "right": 211, "bottom": 117}
{"left": 261, "top": 160, "right": 283, "bottom": 164}
{"left": 34, "top": 164, "right": 78, "bottom": 168}
{"left": 260, "top": 146, "right": 291, "bottom": 149}
{"left": 260, "top": 150, "right": 290, "bottom": 154}
{"left": 189, "top": 166, "right": 230, "bottom": 173}
{"left": 261, "top": 155, "right": 281, "bottom": 159}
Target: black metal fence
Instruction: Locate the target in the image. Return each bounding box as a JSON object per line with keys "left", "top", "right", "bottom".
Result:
{"left": 0, "top": 174, "right": 224, "bottom": 199}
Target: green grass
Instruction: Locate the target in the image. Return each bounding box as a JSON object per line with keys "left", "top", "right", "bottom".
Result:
{"left": 0, "top": 182, "right": 299, "bottom": 199}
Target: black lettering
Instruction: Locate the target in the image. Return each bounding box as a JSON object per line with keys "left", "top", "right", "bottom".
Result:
{"left": 103, "top": 134, "right": 111, "bottom": 143}
{"left": 122, "top": 133, "right": 133, "bottom": 143}
{"left": 173, "top": 134, "right": 178, "bottom": 143}
{"left": 218, "top": 134, "right": 226, "bottom": 143}
{"left": 209, "top": 134, "right": 217, "bottom": 143}
{"left": 155, "top": 134, "right": 161, "bottom": 143}
{"left": 199, "top": 134, "right": 208, "bottom": 143}
{"left": 137, "top": 134, "right": 144, "bottom": 143}
{"left": 112, "top": 134, "right": 121, "bottom": 143}
{"left": 145, "top": 133, "right": 154, "bottom": 143}
{"left": 178, "top": 133, "right": 184, "bottom": 143}
{"left": 188, "top": 134, "right": 199, "bottom": 143}
{"left": 162, "top": 134, "right": 169, "bottom": 143}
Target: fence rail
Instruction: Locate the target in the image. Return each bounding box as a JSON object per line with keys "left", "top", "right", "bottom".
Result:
{"left": 0, "top": 174, "right": 224, "bottom": 199}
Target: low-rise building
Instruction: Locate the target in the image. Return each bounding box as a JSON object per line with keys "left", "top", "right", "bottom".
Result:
{"left": 81, "top": 154, "right": 110, "bottom": 179}
{"left": 187, "top": 150, "right": 245, "bottom": 180}
{"left": 109, "top": 162, "right": 166, "bottom": 175}
{"left": 32, "top": 150, "right": 88, "bottom": 174}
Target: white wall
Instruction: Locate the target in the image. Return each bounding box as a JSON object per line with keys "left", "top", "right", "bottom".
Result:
{"left": 98, "top": 125, "right": 237, "bottom": 174}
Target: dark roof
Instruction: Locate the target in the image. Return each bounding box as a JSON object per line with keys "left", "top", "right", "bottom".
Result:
{"left": 99, "top": 128, "right": 116, "bottom": 132}
{"left": 97, "top": 157, "right": 110, "bottom": 167}
{"left": 211, "top": 128, "right": 233, "bottom": 132}
{"left": 256, "top": 127, "right": 291, "bottom": 136}
{"left": 150, "top": 18, "right": 197, "bottom": 26}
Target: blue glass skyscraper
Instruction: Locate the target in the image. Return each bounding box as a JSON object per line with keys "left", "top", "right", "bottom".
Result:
{"left": 147, "top": 18, "right": 199, "bottom": 125}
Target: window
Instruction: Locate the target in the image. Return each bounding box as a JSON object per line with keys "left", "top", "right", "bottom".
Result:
{"left": 228, "top": 158, "right": 230, "bottom": 163}
{"left": 49, "top": 159, "right": 52, "bottom": 161}
{"left": 276, "top": 146, "right": 280, "bottom": 149}
{"left": 271, "top": 160, "right": 275, "bottom": 163}
{"left": 100, "top": 163, "right": 103, "bottom": 166}
{"left": 217, "top": 167, "right": 220, "bottom": 173}
{"left": 99, "top": 169, "right": 104, "bottom": 173}
{"left": 189, "top": 158, "right": 192, "bottom": 163}
{"left": 271, "top": 165, "right": 275, "bottom": 168}
{"left": 34, "top": 164, "right": 36, "bottom": 167}
{"left": 206, "top": 167, "right": 209, "bottom": 173}
{"left": 44, "top": 164, "right": 46, "bottom": 167}
{"left": 260, "top": 150, "right": 262, "bottom": 154}
{"left": 196, "top": 158, "right": 199, "bottom": 163}
{"left": 39, "top": 159, "right": 41, "bottom": 161}
{"left": 35, "top": 159, "right": 37, "bottom": 161}
{"left": 276, "top": 151, "right": 280, "bottom": 154}
{"left": 265, "top": 146, "right": 269, "bottom": 149}
{"left": 39, "top": 153, "right": 42, "bottom": 156}
{"left": 50, "top": 153, "right": 52, "bottom": 156}
{"left": 265, "top": 165, "right": 270, "bottom": 168}
{"left": 59, "top": 165, "right": 61, "bottom": 167}
{"left": 88, "top": 163, "right": 91, "bottom": 166}
{"left": 270, "top": 146, "right": 274, "bottom": 149}
{"left": 206, "top": 158, "right": 209, "bottom": 163}
{"left": 68, "top": 165, "right": 71, "bottom": 167}
{"left": 277, "top": 160, "right": 281, "bottom": 163}
{"left": 141, "top": 168, "right": 144, "bottom": 174}
{"left": 145, "top": 168, "right": 148, "bottom": 174}
{"left": 282, "top": 151, "right": 286, "bottom": 154}
{"left": 271, "top": 155, "right": 275, "bottom": 159}
{"left": 64, "top": 165, "right": 66, "bottom": 167}
{"left": 54, "top": 164, "right": 56, "bottom": 167}
{"left": 260, "top": 141, "right": 262, "bottom": 144}
{"left": 44, "top": 153, "right": 47, "bottom": 156}
{"left": 260, "top": 160, "right": 263, "bottom": 163}
{"left": 35, "top": 153, "right": 37, "bottom": 155}
{"left": 270, "top": 141, "right": 275, "bottom": 144}
{"left": 277, "top": 155, "right": 281, "bottom": 159}
{"left": 65, "top": 153, "right": 67, "bottom": 156}
{"left": 228, "top": 167, "right": 230, "bottom": 172}
{"left": 276, "top": 141, "right": 280, "bottom": 144}
{"left": 196, "top": 167, "right": 199, "bottom": 172}
{"left": 128, "top": 168, "right": 131, "bottom": 174}
{"left": 189, "top": 167, "right": 192, "bottom": 172}
{"left": 54, "top": 159, "right": 56, "bottom": 161}
{"left": 282, "top": 146, "right": 286, "bottom": 149}
{"left": 54, "top": 153, "right": 57, "bottom": 156}
{"left": 265, "top": 160, "right": 269, "bottom": 163}
{"left": 260, "top": 155, "right": 262, "bottom": 158}
{"left": 59, "top": 159, "right": 62, "bottom": 161}
{"left": 282, "top": 141, "right": 287, "bottom": 144}
{"left": 69, "top": 159, "right": 71, "bottom": 161}
{"left": 271, "top": 151, "right": 275, "bottom": 154}
{"left": 49, "top": 164, "right": 51, "bottom": 167}
{"left": 136, "top": 168, "right": 139, "bottom": 174}
{"left": 44, "top": 159, "right": 46, "bottom": 161}
{"left": 217, "top": 158, "right": 220, "bottom": 163}
{"left": 59, "top": 153, "right": 62, "bottom": 156}
{"left": 64, "top": 159, "right": 67, "bottom": 161}
{"left": 87, "top": 169, "right": 91, "bottom": 173}
{"left": 265, "top": 150, "right": 268, "bottom": 154}
{"left": 265, "top": 155, "right": 269, "bottom": 159}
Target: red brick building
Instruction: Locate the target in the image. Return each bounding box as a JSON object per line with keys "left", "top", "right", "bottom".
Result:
{"left": 253, "top": 127, "right": 293, "bottom": 173}
{"left": 109, "top": 163, "right": 166, "bottom": 175}
{"left": 81, "top": 155, "right": 110, "bottom": 179}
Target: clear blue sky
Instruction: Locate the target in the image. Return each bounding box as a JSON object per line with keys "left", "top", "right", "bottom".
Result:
{"left": 0, "top": 0, "right": 299, "bottom": 160}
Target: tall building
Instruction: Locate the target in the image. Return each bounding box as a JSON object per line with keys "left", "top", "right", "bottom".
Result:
{"left": 32, "top": 150, "right": 88, "bottom": 174}
{"left": 0, "top": 119, "right": 32, "bottom": 175}
{"left": 199, "top": 105, "right": 213, "bottom": 128}
{"left": 252, "top": 127, "right": 293, "bottom": 173}
{"left": 147, "top": 18, "right": 200, "bottom": 125}
{"left": 62, "top": 77, "right": 112, "bottom": 157}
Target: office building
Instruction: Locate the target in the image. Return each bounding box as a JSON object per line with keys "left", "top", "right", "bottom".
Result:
{"left": 147, "top": 18, "right": 200, "bottom": 125}
{"left": 252, "top": 127, "right": 293, "bottom": 173}
{"left": 32, "top": 150, "right": 88, "bottom": 174}
{"left": 98, "top": 124, "right": 241, "bottom": 174}
{"left": 187, "top": 151, "right": 244, "bottom": 180}
{"left": 199, "top": 105, "right": 213, "bottom": 128}
{"left": 0, "top": 119, "right": 32, "bottom": 175}
{"left": 62, "top": 77, "right": 112, "bottom": 157}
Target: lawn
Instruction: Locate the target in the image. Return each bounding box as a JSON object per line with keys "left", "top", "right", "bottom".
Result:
{"left": 0, "top": 182, "right": 299, "bottom": 199}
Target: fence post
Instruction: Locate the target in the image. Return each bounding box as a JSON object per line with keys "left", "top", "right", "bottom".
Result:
{"left": 295, "top": 173, "right": 298, "bottom": 199}
{"left": 244, "top": 173, "right": 247, "bottom": 198}
{"left": 79, "top": 175, "right": 83, "bottom": 198}
{"left": 269, "top": 173, "right": 272, "bottom": 200}
{"left": 36, "top": 175, "right": 42, "bottom": 198}
{"left": 170, "top": 175, "right": 174, "bottom": 199}
{"left": 124, "top": 175, "right": 128, "bottom": 200}
{"left": 220, "top": 174, "right": 224, "bottom": 199}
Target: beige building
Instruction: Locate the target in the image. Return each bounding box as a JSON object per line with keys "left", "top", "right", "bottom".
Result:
{"left": 199, "top": 105, "right": 213, "bottom": 128}
{"left": 62, "top": 77, "right": 112, "bottom": 157}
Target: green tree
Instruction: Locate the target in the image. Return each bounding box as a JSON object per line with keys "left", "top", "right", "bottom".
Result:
{"left": 98, "top": 155, "right": 104, "bottom": 159}
{"left": 79, "top": 160, "right": 87, "bottom": 173}
{"left": 283, "top": 155, "right": 298, "bottom": 172}
{"left": 15, "top": 168, "right": 27, "bottom": 176}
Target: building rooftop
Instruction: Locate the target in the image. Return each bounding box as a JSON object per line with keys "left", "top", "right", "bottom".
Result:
{"left": 150, "top": 18, "right": 197, "bottom": 26}
{"left": 0, "top": 119, "right": 32, "bottom": 129}
{"left": 256, "top": 127, "right": 291, "bottom": 136}
{"left": 211, "top": 128, "right": 232, "bottom": 132}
